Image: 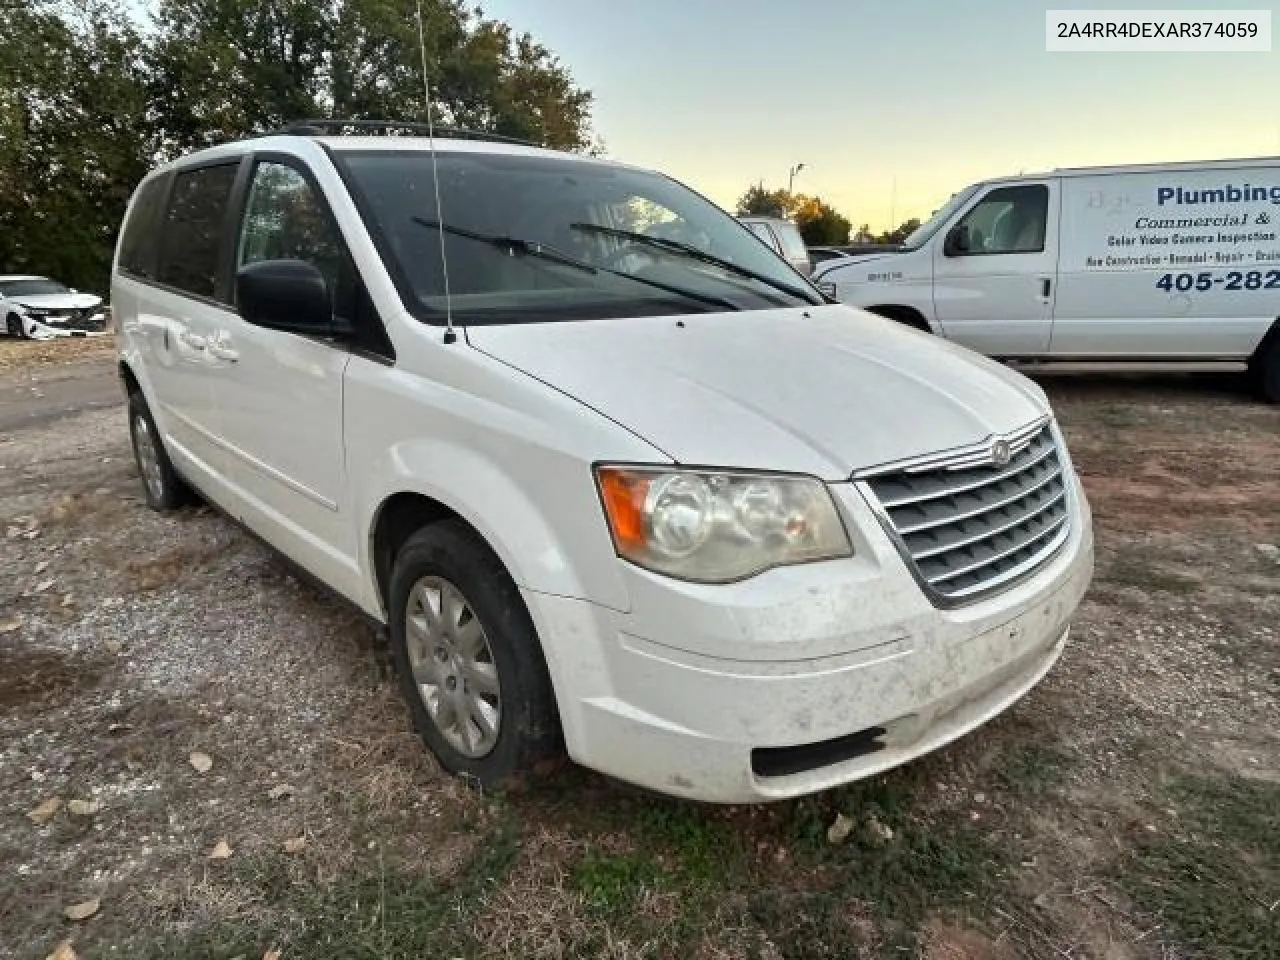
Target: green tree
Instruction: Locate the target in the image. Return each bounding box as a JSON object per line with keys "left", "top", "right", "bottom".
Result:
{"left": 0, "top": 0, "right": 151, "bottom": 294}
{"left": 735, "top": 183, "right": 794, "bottom": 219}
{"left": 791, "top": 194, "right": 850, "bottom": 245}
{"left": 148, "top": 0, "right": 595, "bottom": 153}
{"left": 875, "top": 218, "right": 921, "bottom": 245}
{"left": 0, "top": 0, "right": 595, "bottom": 294}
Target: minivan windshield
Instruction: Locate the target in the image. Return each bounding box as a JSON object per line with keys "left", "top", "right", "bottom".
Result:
{"left": 339, "top": 150, "right": 823, "bottom": 324}
{"left": 899, "top": 185, "right": 981, "bottom": 251}
{"left": 0, "top": 278, "right": 69, "bottom": 297}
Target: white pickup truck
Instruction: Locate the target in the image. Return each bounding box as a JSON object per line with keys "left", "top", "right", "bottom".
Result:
{"left": 814, "top": 157, "right": 1280, "bottom": 401}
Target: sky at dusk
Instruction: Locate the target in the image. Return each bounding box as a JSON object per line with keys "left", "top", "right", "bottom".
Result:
{"left": 477, "top": 0, "right": 1280, "bottom": 229}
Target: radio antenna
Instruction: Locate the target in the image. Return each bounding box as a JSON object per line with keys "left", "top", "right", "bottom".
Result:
{"left": 416, "top": 0, "right": 455, "bottom": 343}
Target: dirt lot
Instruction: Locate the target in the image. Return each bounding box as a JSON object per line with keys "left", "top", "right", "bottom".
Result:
{"left": 1, "top": 337, "right": 1277, "bottom": 960}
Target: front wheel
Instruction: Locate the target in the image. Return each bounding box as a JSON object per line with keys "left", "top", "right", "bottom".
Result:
{"left": 388, "top": 520, "right": 561, "bottom": 786}
{"left": 6, "top": 313, "right": 25, "bottom": 339}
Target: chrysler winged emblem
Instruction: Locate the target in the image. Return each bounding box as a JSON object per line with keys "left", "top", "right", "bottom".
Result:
{"left": 990, "top": 437, "right": 1012, "bottom": 467}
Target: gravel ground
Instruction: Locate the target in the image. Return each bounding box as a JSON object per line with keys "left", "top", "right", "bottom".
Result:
{"left": 1, "top": 356, "right": 1277, "bottom": 959}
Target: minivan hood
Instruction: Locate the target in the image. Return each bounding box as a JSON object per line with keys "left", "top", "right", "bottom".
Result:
{"left": 14, "top": 293, "right": 102, "bottom": 310}
{"left": 466, "top": 305, "right": 1047, "bottom": 480}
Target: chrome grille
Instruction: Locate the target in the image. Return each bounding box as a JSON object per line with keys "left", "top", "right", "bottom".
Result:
{"left": 857, "top": 419, "right": 1071, "bottom": 605}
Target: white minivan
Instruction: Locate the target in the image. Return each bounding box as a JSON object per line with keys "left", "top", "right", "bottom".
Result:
{"left": 113, "top": 124, "right": 1093, "bottom": 803}
{"left": 814, "top": 157, "right": 1280, "bottom": 401}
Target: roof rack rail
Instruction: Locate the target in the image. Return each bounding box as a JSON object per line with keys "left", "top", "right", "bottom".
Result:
{"left": 268, "top": 119, "right": 541, "bottom": 147}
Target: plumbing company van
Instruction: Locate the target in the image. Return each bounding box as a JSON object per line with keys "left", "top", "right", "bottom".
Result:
{"left": 813, "top": 158, "right": 1280, "bottom": 401}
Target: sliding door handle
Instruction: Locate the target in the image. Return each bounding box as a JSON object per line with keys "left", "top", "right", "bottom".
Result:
{"left": 207, "top": 337, "right": 239, "bottom": 362}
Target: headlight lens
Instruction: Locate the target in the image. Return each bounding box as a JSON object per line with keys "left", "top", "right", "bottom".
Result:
{"left": 595, "top": 466, "right": 852, "bottom": 583}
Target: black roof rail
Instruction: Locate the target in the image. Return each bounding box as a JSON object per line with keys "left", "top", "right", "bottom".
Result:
{"left": 265, "top": 118, "right": 541, "bottom": 148}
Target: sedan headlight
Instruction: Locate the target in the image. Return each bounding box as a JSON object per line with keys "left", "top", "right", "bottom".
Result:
{"left": 595, "top": 466, "right": 852, "bottom": 583}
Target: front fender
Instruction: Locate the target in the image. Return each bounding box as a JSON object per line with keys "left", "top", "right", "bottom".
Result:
{"left": 361, "top": 437, "right": 633, "bottom": 613}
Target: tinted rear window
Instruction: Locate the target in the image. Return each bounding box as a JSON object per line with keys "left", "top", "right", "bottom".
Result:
{"left": 118, "top": 176, "right": 169, "bottom": 279}
{"left": 157, "top": 163, "right": 239, "bottom": 300}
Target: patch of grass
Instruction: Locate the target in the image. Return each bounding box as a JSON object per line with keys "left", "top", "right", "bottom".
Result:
{"left": 146, "top": 821, "right": 521, "bottom": 958}
{"left": 1091, "top": 405, "right": 1142, "bottom": 429}
{"left": 632, "top": 801, "right": 734, "bottom": 886}
{"left": 779, "top": 771, "right": 1012, "bottom": 954}
{"left": 1099, "top": 556, "right": 1200, "bottom": 595}
{"left": 748, "top": 889, "right": 874, "bottom": 959}
{"left": 571, "top": 850, "right": 667, "bottom": 914}
{"left": 1115, "top": 774, "right": 1279, "bottom": 958}
{"left": 991, "top": 743, "right": 1074, "bottom": 794}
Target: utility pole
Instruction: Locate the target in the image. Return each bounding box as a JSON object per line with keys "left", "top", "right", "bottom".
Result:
{"left": 788, "top": 163, "right": 805, "bottom": 194}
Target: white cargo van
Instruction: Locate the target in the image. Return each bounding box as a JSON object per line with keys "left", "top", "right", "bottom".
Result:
{"left": 813, "top": 158, "right": 1280, "bottom": 401}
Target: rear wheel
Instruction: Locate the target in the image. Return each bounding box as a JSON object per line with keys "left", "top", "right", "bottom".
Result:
{"left": 388, "top": 520, "right": 561, "bottom": 786}
{"left": 6, "top": 313, "right": 24, "bottom": 338}
{"left": 1253, "top": 336, "right": 1280, "bottom": 403}
{"left": 127, "top": 391, "right": 195, "bottom": 510}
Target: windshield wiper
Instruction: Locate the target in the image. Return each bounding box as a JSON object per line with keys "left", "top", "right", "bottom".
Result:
{"left": 411, "top": 217, "right": 739, "bottom": 311}
{"left": 569, "top": 222, "right": 819, "bottom": 304}
{"left": 412, "top": 217, "right": 596, "bottom": 273}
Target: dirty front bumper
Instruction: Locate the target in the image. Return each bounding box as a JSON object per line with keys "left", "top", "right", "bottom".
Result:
{"left": 524, "top": 477, "right": 1094, "bottom": 803}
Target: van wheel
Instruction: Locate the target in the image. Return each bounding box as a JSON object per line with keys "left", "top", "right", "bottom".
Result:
{"left": 128, "top": 391, "right": 195, "bottom": 510}
{"left": 1249, "top": 332, "right": 1280, "bottom": 404}
{"left": 6, "top": 313, "right": 25, "bottom": 339}
{"left": 388, "top": 520, "right": 561, "bottom": 787}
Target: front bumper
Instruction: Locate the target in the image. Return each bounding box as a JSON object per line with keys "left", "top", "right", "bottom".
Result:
{"left": 22, "top": 312, "right": 108, "bottom": 339}
{"left": 525, "top": 476, "right": 1094, "bottom": 803}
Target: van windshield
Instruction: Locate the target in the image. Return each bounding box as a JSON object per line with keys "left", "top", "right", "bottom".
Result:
{"left": 339, "top": 150, "right": 823, "bottom": 325}
{"left": 899, "top": 185, "right": 981, "bottom": 251}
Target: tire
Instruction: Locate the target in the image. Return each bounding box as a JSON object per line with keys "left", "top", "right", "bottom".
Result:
{"left": 388, "top": 519, "right": 561, "bottom": 787}
{"left": 6, "top": 313, "right": 25, "bottom": 339}
{"left": 127, "top": 391, "right": 195, "bottom": 510}
{"left": 1251, "top": 332, "right": 1280, "bottom": 403}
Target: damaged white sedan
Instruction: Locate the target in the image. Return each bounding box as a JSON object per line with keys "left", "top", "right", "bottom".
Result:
{"left": 1, "top": 275, "right": 108, "bottom": 339}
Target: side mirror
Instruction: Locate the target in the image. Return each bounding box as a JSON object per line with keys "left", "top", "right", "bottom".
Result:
{"left": 235, "top": 260, "right": 334, "bottom": 334}
{"left": 69, "top": 287, "right": 78, "bottom": 294}
{"left": 943, "top": 224, "right": 971, "bottom": 257}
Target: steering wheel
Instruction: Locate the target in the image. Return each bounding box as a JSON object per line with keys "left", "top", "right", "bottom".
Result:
{"left": 599, "top": 242, "right": 656, "bottom": 270}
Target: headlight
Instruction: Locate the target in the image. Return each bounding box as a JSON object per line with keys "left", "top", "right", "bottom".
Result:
{"left": 595, "top": 466, "right": 852, "bottom": 583}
